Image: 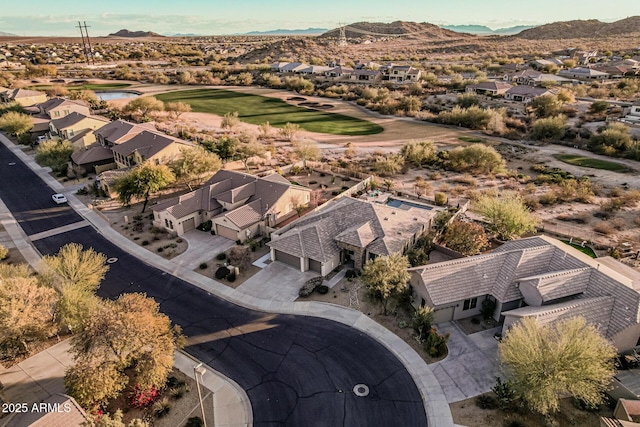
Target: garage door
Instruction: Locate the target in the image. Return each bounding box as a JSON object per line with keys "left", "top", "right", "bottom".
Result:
{"left": 182, "top": 217, "right": 196, "bottom": 233}
{"left": 309, "top": 259, "right": 322, "bottom": 273}
{"left": 216, "top": 224, "right": 237, "bottom": 240}
{"left": 433, "top": 306, "right": 455, "bottom": 324}
{"left": 274, "top": 250, "right": 301, "bottom": 270}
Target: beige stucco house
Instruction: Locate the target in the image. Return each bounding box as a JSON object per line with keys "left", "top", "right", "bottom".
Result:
{"left": 152, "top": 170, "right": 312, "bottom": 238}
{"left": 1, "top": 88, "right": 47, "bottom": 106}
{"left": 267, "top": 197, "right": 437, "bottom": 276}
{"left": 48, "top": 113, "right": 110, "bottom": 149}
{"left": 111, "top": 130, "right": 191, "bottom": 169}
{"left": 38, "top": 98, "right": 90, "bottom": 119}
{"left": 409, "top": 235, "right": 640, "bottom": 352}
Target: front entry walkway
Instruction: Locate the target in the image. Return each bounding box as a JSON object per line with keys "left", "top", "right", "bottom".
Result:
{"left": 430, "top": 321, "right": 501, "bottom": 403}
{"left": 237, "top": 261, "right": 318, "bottom": 302}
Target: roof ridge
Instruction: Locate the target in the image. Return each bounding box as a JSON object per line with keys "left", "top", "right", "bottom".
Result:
{"left": 520, "top": 266, "right": 592, "bottom": 282}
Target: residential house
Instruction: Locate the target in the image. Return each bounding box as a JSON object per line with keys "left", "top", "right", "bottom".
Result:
{"left": 94, "top": 119, "right": 156, "bottom": 148}
{"left": 624, "top": 102, "right": 640, "bottom": 124}
{"left": 267, "top": 197, "right": 437, "bottom": 276}
{"left": 298, "top": 65, "right": 333, "bottom": 75}
{"left": 38, "top": 98, "right": 90, "bottom": 119}
{"left": 152, "top": 170, "right": 311, "bottom": 237}
{"left": 510, "top": 70, "right": 543, "bottom": 84}
{"left": 465, "top": 81, "right": 513, "bottom": 96}
{"left": 279, "top": 62, "right": 310, "bottom": 73}
{"left": 0, "top": 88, "right": 47, "bottom": 106}
{"left": 387, "top": 65, "right": 421, "bottom": 83}
{"left": 48, "top": 113, "right": 110, "bottom": 149}
{"left": 409, "top": 235, "right": 640, "bottom": 352}
{"left": 524, "top": 73, "right": 573, "bottom": 86}
{"left": 529, "top": 58, "right": 563, "bottom": 70}
{"left": 504, "top": 86, "right": 555, "bottom": 102}
{"left": 559, "top": 67, "right": 610, "bottom": 80}
{"left": 325, "top": 66, "right": 354, "bottom": 80}
{"left": 349, "top": 69, "right": 382, "bottom": 82}
{"left": 70, "top": 143, "right": 117, "bottom": 175}
{"left": 111, "top": 130, "right": 192, "bottom": 169}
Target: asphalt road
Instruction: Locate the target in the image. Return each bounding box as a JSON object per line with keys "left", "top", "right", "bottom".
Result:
{"left": 0, "top": 142, "right": 428, "bottom": 427}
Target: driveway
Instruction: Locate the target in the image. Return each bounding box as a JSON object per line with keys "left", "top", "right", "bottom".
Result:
{"left": 430, "top": 322, "right": 501, "bottom": 403}
{"left": 171, "top": 230, "right": 235, "bottom": 270}
{"left": 237, "top": 261, "right": 319, "bottom": 302}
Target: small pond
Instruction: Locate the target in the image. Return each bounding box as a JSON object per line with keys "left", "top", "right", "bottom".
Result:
{"left": 96, "top": 91, "right": 140, "bottom": 101}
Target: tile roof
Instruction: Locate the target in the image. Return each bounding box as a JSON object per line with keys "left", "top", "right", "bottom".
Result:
{"left": 94, "top": 119, "right": 155, "bottom": 145}
{"left": 506, "top": 86, "right": 554, "bottom": 97}
{"left": 111, "top": 130, "right": 190, "bottom": 160}
{"left": 469, "top": 81, "right": 513, "bottom": 91}
{"left": 223, "top": 199, "right": 263, "bottom": 228}
{"left": 71, "top": 143, "right": 114, "bottom": 165}
{"left": 414, "top": 235, "right": 640, "bottom": 341}
{"left": 8, "top": 88, "right": 45, "bottom": 99}
{"left": 50, "top": 112, "right": 108, "bottom": 131}
{"left": 39, "top": 97, "right": 87, "bottom": 112}
{"left": 268, "top": 197, "right": 435, "bottom": 262}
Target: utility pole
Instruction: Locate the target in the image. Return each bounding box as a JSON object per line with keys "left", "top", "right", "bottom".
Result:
{"left": 76, "top": 21, "right": 89, "bottom": 65}
{"left": 83, "top": 21, "right": 94, "bottom": 65}
{"left": 338, "top": 22, "right": 348, "bottom": 47}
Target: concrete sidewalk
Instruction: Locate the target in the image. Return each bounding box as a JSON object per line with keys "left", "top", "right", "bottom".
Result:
{"left": 0, "top": 134, "right": 454, "bottom": 427}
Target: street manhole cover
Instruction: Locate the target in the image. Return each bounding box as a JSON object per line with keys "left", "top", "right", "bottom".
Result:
{"left": 106, "top": 257, "right": 118, "bottom": 264}
{"left": 353, "top": 384, "right": 369, "bottom": 397}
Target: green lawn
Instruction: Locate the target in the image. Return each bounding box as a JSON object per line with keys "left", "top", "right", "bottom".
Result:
{"left": 155, "top": 88, "right": 384, "bottom": 136}
{"left": 561, "top": 240, "right": 597, "bottom": 258}
{"left": 555, "top": 154, "right": 630, "bottom": 172}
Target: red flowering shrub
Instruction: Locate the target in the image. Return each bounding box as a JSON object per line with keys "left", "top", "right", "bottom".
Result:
{"left": 128, "top": 384, "right": 159, "bottom": 408}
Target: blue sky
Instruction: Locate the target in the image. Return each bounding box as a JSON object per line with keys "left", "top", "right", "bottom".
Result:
{"left": 2, "top": 0, "right": 639, "bottom": 36}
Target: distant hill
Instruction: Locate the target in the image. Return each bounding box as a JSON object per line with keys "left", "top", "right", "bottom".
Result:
{"left": 0, "top": 31, "right": 17, "bottom": 36}
{"left": 515, "top": 16, "right": 640, "bottom": 39}
{"left": 321, "top": 21, "right": 465, "bottom": 39}
{"left": 162, "top": 32, "right": 200, "bottom": 37}
{"left": 443, "top": 24, "right": 535, "bottom": 35}
{"left": 108, "top": 29, "right": 164, "bottom": 38}
{"left": 245, "top": 28, "right": 328, "bottom": 36}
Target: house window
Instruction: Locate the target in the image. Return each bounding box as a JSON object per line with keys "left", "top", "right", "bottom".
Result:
{"left": 169, "top": 220, "right": 174, "bottom": 229}
{"left": 164, "top": 219, "right": 169, "bottom": 228}
{"left": 463, "top": 297, "right": 478, "bottom": 311}
{"left": 53, "top": 111, "right": 60, "bottom": 117}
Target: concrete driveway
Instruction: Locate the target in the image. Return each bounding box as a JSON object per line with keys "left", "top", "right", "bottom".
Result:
{"left": 430, "top": 321, "right": 501, "bottom": 403}
{"left": 237, "top": 261, "right": 319, "bottom": 302}
{"left": 171, "top": 230, "right": 235, "bottom": 270}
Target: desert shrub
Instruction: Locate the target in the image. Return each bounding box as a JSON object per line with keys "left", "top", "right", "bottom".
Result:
{"left": 290, "top": 165, "right": 302, "bottom": 175}
{"left": 504, "top": 421, "right": 525, "bottom": 427}
{"left": 423, "top": 327, "right": 449, "bottom": 357}
{"left": 199, "top": 262, "right": 208, "bottom": 270}
{"left": 0, "top": 244, "right": 8, "bottom": 260}
{"left": 216, "top": 252, "right": 227, "bottom": 260}
{"left": 593, "top": 222, "right": 614, "bottom": 235}
{"left": 170, "top": 383, "right": 189, "bottom": 400}
{"left": 215, "top": 266, "right": 230, "bottom": 279}
{"left": 429, "top": 172, "right": 441, "bottom": 180}
{"left": 345, "top": 269, "right": 357, "bottom": 279}
{"left": 476, "top": 394, "right": 499, "bottom": 410}
{"left": 185, "top": 417, "right": 204, "bottom": 427}
{"left": 153, "top": 397, "right": 171, "bottom": 418}
{"left": 481, "top": 299, "right": 496, "bottom": 320}
{"left": 434, "top": 192, "right": 447, "bottom": 206}
{"left": 299, "top": 276, "right": 323, "bottom": 297}
{"left": 538, "top": 192, "right": 558, "bottom": 206}
{"left": 227, "top": 272, "right": 236, "bottom": 282}
{"left": 451, "top": 174, "right": 478, "bottom": 186}
{"left": 316, "top": 285, "right": 329, "bottom": 294}
{"left": 157, "top": 247, "right": 164, "bottom": 253}
{"left": 197, "top": 220, "right": 212, "bottom": 232}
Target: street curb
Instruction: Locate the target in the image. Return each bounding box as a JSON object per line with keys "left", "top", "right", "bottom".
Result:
{"left": 0, "top": 134, "right": 453, "bottom": 427}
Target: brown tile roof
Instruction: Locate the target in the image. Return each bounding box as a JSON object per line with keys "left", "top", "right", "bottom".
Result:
{"left": 8, "top": 88, "right": 46, "bottom": 99}
{"left": 111, "top": 130, "right": 190, "bottom": 160}
{"left": 506, "top": 86, "right": 554, "bottom": 97}
{"left": 39, "top": 97, "right": 87, "bottom": 112}
{"left": 223, "top": 199, "right": 263, "bottom": 228}
{"left": 94, "top": 119, "right": 155, "bottom": 145}
{"left": 99, "top": 167, "right": 132, "bottom": 186}
{"left": 268, "top": 197, "right": 435, "bottom": 262}
{"left": 50, "top": 112, "right": 109, "bottom": 131}
{"left": 71, "top": 143, "right": 114, "bottom": 165}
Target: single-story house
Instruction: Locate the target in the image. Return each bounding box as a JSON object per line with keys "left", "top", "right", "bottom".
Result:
{"left": 624, "top": 101, "right": 640, "bottom": 123}
{"left": 465, "top": 81, "right": 513, "bottom": 96}
{"left": 70, "top": 143, "right": 117, "bottom": 174}
{"left": 298, "top": 65, "right": 332, "bottom": 75}
{"left": 38, "top": 98, "right": 90, "bottom": 119}
{"left": 48, "top": 113, "right": 110, "bottom": 149}
{"left": 409, "top": 235, "right": 640, "bottom": 352}
{"left": 504, "top": 86, "right": 555, "bottom": 102}
{"left": 152, "top": 170, "right": 312, "bottom": 238}
{"left": 349, "top": 69, "right": 382, "bottom": 82}
{"left": 325, "top": 66, "right": 354, "bottom": 79}
{"left": 268, "top": 196, "right": 437, "bottom": 276}
{"left": 94, "top": 119, "right": 156, "bottom": 148}
{"left": 278, "top": 62, "right": 310, "bottom": 73}
{"left": 559, "top": 67, "right": 610, "bottom": 80}
{"left": 0, "top": 88, "right": 47, "bottom": 106}
{"left": 111, "top": 130, "right": 192, "bottom": 169}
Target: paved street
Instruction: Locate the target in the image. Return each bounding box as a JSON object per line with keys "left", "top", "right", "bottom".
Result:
{"left": 0, "top": 140, "right": 432, "bottom": 426}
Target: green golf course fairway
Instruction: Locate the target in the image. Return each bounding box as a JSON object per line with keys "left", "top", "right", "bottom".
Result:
{"left": 156, "top": 88, "right": 384, "bottom": 136}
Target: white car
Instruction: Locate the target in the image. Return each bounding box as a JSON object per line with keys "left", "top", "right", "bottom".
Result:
{"left": 52, "top": 194, "right": 68, "bottom": 204}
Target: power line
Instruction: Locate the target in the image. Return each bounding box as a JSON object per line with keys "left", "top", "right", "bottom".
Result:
{"left": 76, "top": 21, "right": 89, "bottom": 65}
{"left": 83, "top": 22, "right": 94, "bottom": 65}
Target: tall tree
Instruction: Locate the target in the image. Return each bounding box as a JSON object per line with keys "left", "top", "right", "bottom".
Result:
{"left": 42, "top": 243, "right": 108, "bottom": 293}
{"left": 442, "top": 220, "right": 489, "bottom": 256}
{"left": 35, "top": 139, "right": 74, "bottom": 174}
{"left": 236, "top": 142, "right": 265, "bottom": 172}
{"left": 123, "top": 96, "right": 165, "bottom": 121}
{"left": 115, "top": 163, "right": 175, "bottom": 212}
{"left": 171, "top": 146, "right": 222, "bottom": 190}
{"left": 66, "top": 293, "right": 184, "bottom": 409}
{"left": 165, "top": 101, "right": 192, "bottom": 119}
{"left": 0, "top": 275, "right": 58, "bottom": 355}
{"left": 361, "top": 253, "right": 410, "bottom": 315}
{"left": 292, "top": 139, "right": 320, "bottom": 169}
{"left": 0, "top": 111, "right": 33, "bottom": 137}
{"left": 476, "top": 192, "right": 538, "bottom": 240}
{"left": 499, "top": 317, "right": 616, "bottom": 415}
